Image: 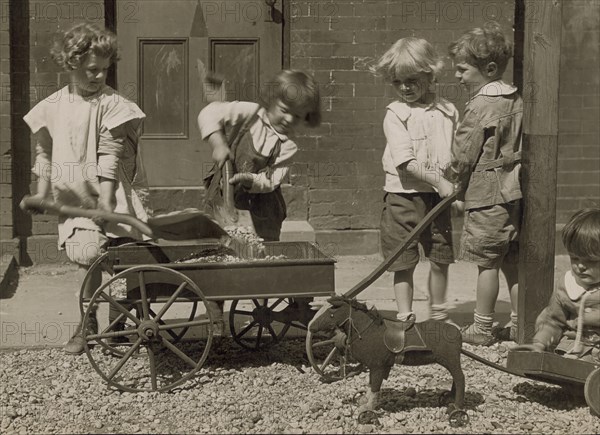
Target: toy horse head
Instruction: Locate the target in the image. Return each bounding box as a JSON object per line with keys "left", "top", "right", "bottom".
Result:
{"left": 308, "top": 296, "right": 381, "bottom": 334}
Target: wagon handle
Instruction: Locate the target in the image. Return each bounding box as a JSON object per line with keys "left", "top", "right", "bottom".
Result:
{"left": 20, "top": 195, "right": 156, "bottom": 239}
{"left": 343, "top": 191, "right": 459, "bottom": 299}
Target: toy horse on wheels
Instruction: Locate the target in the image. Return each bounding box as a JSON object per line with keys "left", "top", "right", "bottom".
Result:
{"left": 309, "top": 295, "right": 469, "bottom": 426}
{"left": 306, "top": 193, "right": 469, "bottom": 427}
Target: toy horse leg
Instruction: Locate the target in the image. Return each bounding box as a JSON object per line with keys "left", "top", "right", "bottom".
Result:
{"left": 434, "top": 348, "right": 465, "bottom": 409}
{"left": 438, "top": 356, "right": 465, "bottom": 411}
{"left": 357, "top": 366, "right": 390, "bottom": 413}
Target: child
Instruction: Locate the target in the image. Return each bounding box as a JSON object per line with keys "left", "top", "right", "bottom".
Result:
{"left": 514, "top": 208, "right": 599, "bottom": 363}
{"left": 197, "top": 70, "right": 321, "bottom": 326}
{"left": 198, "top": 70, "right": 321, "bottom": 242}
{"left": 372, "top": 38, "right": 457, "bottom": 324}
{"left": 22, "top": 23, "right": 149, "bottom": 354}
{"left": 445, "top": 21, "right": 523, "bottom": 345}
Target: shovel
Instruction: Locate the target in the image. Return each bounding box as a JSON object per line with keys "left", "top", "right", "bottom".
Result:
{"left": 202, "top": 71, "right": 256, "bottom": 234}
{"left": 20, "top": 195, "right": 229, "bottom": 241}
{"left": 204, "top": 159, "right": 255, "bottom": 235}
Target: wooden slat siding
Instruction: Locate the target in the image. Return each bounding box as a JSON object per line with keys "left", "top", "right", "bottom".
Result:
{"left": 517, "top": 0, "right": 563, "bottom": 344}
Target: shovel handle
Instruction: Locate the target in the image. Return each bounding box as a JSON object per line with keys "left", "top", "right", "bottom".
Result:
{"left": 343, "top": 191, "right": 458, "bottom": 299}
{"left": 222, "top": 160, "right": 239, "bottom": 222}
{"left": 20, "top": 195, "right": 155, "bottom": 239}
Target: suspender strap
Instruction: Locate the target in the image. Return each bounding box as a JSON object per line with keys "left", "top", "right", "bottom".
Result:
{"left": 474, "top": 151, "right": 522, "bottom": 171}
{"left": 230, "top": 107, "right": 261, "bottom": 153}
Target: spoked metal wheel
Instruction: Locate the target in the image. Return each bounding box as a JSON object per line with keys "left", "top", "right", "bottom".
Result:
{"left": 305, "top": 328, "right": 364, "bottom": 381}
{"left": 81, "top": 265, "right": 214, "bottom": 392}
{"left": 585, "top": 368, "right": 600, "bottom": 416}
{"left": 229, "top": 298, "right": 311, "bottom": 350}
{"left": 96, "top": 284, "right": 199, "bottom": 358}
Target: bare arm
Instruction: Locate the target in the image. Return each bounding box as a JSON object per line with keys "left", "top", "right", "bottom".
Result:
{"left": 205, "top": 130, "right": 232, "bottom": 168}
{"left": 32, "top": 128, "right": 52, "bottom": 199}
{"left": 399, "top": 159, "right": 455, "bottom": 198}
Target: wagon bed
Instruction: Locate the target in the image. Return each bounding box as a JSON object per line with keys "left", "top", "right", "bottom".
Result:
{"left": 107, "top": 241, "right": 335, "bottom": 300}
{"left": 79, "top": 240, "right": 336, "bottom": 392}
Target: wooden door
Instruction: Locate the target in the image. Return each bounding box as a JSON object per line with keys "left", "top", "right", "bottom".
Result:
{"left": 116, "top": 0, "right": 283, "bottom": 188}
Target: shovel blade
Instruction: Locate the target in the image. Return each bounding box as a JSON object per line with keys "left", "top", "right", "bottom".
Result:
{"left": 147, "top": 209, "right": 228, "bottom": 240}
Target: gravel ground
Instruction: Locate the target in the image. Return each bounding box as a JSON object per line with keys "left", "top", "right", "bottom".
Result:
{"left": 1, "top": 340, "right": 599, "bottom": 434}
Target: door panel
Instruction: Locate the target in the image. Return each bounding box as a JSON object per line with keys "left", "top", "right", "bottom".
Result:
{"left": 116, "top": 0, "right": 283, "bottom": 188}
{"left": 139, "top": 39, "right": 188, "bottom": 137}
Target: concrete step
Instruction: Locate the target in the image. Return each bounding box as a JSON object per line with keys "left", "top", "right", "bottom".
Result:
{"left": 280, "top": 220, "right": 315, "bottom": 242}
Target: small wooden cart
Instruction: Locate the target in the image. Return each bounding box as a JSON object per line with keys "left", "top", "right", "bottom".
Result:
{"left": 79, "top": 240, "right": 336, "bottom": 392}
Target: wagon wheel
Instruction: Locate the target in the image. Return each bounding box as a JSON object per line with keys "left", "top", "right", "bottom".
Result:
{"left": 584, "top": 368, "right": 600, "bottom": 416}
{"left": 80, "top": 260, "right": 199, "bottom": 358}
{"left": 78, "top": 252, "right": 133, "bottom": 357}
{"left": 305, "top": 329, "right": 364, "bottom": 381}
{"left": 81, "top": 265, "right": 214, "bottom": 392}
{"left": 229, "top": 298, "right": 310, "bottom": 350}
{"left": 132, "top": 284, "right": 199, "bottom": 344}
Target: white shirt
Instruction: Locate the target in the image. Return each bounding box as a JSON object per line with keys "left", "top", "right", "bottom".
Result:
{"left": 198, "top": 101, "right": 297, "bottom": 193}
{"left": 23, "top": 85, "right": 148, "bottom": 245}
{"left": 382, "top": 98, "right": 458, "bottom": 193}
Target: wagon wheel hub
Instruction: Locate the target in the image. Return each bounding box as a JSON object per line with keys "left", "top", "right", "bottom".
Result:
{"left": 253, "top": 306, "right": 273, "bottom": 326}
{"left": 138, "top": 320, "right": 159, "bottom": 341}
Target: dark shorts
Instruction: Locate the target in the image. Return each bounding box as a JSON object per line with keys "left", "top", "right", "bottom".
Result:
{"left": 380, "top": 192, "right": 454, "bottom": 272}
{"left": 459, "top": 201, "right": 521, "bottom": 268}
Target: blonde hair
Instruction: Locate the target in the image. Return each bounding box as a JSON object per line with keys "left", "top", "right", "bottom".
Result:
{"left": 448, "top": 21, "right": 513, "bottom": 75}
{"left": 372, "top": 37, "right": 444, "bottom": 82}
{"left": 265, "top": 70, "right": 321, "bottom": 128}
{"left": 51, "top": 22, "right": 119, "bottom": 71}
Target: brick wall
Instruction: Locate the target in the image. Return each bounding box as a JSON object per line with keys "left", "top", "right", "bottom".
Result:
{"left": 289, "top": 0, "right": 515, "bottom": 233}
{"left": 556, "top": 0, "right": 600, "bottom": 225}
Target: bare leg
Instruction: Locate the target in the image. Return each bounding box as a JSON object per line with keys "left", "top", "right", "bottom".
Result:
{"left": 79, "top": 265, "right": 101, "bottom": 312}
{"left": 475, "top": 266, "right": 500, "bottom": 316}
{"left": 428, "top": 262, "right": 449, "bottom": 306}
{"left": 394, "top": 268, "right": 415, "bottom": 316}
{"left": 501, "top": 261, "right": 519, "bottom": 317}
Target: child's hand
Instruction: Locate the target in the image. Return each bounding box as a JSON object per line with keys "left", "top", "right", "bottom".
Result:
{"left": 20, "top": 193, "right": 49, "bottom": 215}
{"left": 229, "top": 173, "right": 254, "bottom": 189}
{"left": 212, "top": 144, "right": 232, "bottom": 168}
{"left": 437, "top": 178, "right": 455, "bottom": 198}
{"left": 93, "top": 196, "right": 116, "bottom": 227}
{"left": 451, "top": 200, "right": 465, "bottom": 216}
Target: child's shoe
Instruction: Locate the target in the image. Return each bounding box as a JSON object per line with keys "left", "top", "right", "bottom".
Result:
{"left": 108, "top": 321, "right": 131, "bottom": 346}
{"left": 492, "top": 321, "right": 517, "bottom": 342}
{"left": 461, "top": 323, "right": 497, "bottom": 346}
{"left": 65, "top": 312, "right": 98, "bottom": 355}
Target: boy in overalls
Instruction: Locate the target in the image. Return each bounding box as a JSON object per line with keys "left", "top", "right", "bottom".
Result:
{"left": 198, "top": 70, "right": 321, "bottom": 329}
{"left": 199, "top": 70, "right": 321, "bottom": 241}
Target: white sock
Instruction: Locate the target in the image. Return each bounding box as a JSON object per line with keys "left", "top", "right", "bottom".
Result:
{"left": 474, "top": 311, "right": 494, "bottom": 334}
{"left": 430, "top": 304, "right": 449, "bottom": 321}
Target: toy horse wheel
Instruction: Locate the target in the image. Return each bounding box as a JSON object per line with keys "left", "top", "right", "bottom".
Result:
{"left": 229, "top": 298, "right": 308, "bottom": 350}
{"left": 584, "top": 368, "right": 600, "bottom": 416}
{"left": 448, "top": 409, "right": 469, "bottom": 427}
{"left": 82, "top": 265, "right": 214, "bottom": 392}
{"left": 305, "top": 330, "right": 364, "bottom": 381}
{"left": 357, "top": 410, "right": 379, "bottom": 425}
